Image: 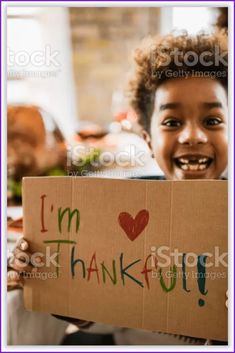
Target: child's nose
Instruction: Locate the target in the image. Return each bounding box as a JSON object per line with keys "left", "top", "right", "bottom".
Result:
{"left": 178, "top": 124, "right": 208, "bottom": 145}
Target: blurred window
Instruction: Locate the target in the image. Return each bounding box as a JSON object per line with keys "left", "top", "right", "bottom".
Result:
{"left": 172, "top": 7, "right": 214, "bottom": 34}
{"left": 161, "top": 7, "right": 214, "bottom": 34}
{"left": 7, "top": 7, "right": 77, "bottom": 139}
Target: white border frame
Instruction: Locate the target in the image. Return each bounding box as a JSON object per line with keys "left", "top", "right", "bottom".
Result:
{"left": 1, "top": 1, "right": 234, "bottom": 352}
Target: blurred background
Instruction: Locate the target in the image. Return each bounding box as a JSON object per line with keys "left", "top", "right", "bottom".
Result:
{"left": 7, "top": 6, "right": 228, "bottom": 206}
{"left": 8, "top": 7, "right": 227, "bottom": 131}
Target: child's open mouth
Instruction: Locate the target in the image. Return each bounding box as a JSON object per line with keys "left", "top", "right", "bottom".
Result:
{"left": 174, "top": 155, "right": 213, "bottom": 172}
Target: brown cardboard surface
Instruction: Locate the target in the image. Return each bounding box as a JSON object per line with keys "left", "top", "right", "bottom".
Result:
{"left": 22, "top": 177, "right": 228, "bottom": 341}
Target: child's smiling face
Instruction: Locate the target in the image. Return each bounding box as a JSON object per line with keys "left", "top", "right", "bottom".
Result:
{"left": 148, "top": 77, "right": 228, "bottom": 180}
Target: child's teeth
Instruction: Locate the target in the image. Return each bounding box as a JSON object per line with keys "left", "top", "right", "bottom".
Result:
{"left": 199, "top": 158, "right": 208, "bottom": 163}
{"left": 181, "top": 164, "right": 188, "bottom": 171}
{"left": 199, "top": 164, "right": 206, "bottom": 170}
{"left": 179, "top": 163, "right": 207, "bottom": 171}
{"left": 180, "top": 158, "right": 189, "bottom": 164}
{"left": 189, "top": 165, "right": 197, "bottom": 170}
{"left": 176, "top": 156, "right": 211, "bottom": 172}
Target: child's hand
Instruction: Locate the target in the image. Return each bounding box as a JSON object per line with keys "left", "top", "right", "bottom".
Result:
{"left": 7, "top": 237, "right": 92, "bottom": 328}
{"left": 7, "top": 236, "right": 41, "bottom": 291}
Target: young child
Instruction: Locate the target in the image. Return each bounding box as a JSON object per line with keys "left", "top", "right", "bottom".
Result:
{"left": 129, "top": 32, "right": 228, "bottom": 181}
{"left": 8, "top": 31, "right": 228, "bottom": 345}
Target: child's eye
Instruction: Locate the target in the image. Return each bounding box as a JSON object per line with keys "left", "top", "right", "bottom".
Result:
{"left": 162, "top": 118, "right": 181, "bottom": 128}
{"left": 204, "top": 117, "right": 223, "bottom": 127}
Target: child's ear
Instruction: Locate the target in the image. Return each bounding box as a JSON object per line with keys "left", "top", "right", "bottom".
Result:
{"left": 142, "top": 130, "right": 154, "bottom": 157}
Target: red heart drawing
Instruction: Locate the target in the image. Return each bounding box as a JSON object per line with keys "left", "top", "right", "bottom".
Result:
{"left": 118, "top": 209, "right": 149, "bottom": 241}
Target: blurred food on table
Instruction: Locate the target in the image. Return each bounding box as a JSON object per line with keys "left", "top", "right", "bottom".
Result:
{"left": 7, "top": 105, "right": 67, "bottom": 204}
{"left": 7, "top": 105, "right": 107, "bottom": 205}
{"left": 7, "top": 105, "right": 66, "bottom": 177}
{"left": 76, "top": 121, "right": 108, "bottom": 139}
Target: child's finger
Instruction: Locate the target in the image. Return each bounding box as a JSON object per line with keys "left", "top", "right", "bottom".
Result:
{"left": 33, "top": 256, "right": 43, "bottom": 265}
{"left": 13, "top": 246, "right": 43, "bottom": 268}
{"left": 7, "top": 248, "right": 32, "bottom": 270}
{"left": 8, "top": 270, "right": 20, "bottom": 281}
{"left": 7, "top": 270, "right": 24, "bottom": 290}
{"left": 13, "top": 247, "right": 33, "bottom": 263}
{"left": 9, "top": 255, "right": 35, "bottom": 273}
{"left": 15, "top": 237, "right": 29, "bottom": 251}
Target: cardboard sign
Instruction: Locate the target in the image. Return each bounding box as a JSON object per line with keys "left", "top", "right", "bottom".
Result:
{"left": 22, "top": 177, "right": 228, "bottom": 341}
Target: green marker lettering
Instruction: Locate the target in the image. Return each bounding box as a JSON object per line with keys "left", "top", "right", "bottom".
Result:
{"left": 101, "top": 260, "right": 117, "bottom": 285}
{"left": 159, "top": 265, "right": 177, "bottom": 292}
{"left": 71, "top": 246, "right": 86, "bottom": 279}
{"left": 120, "top": 253, "right": 143, "bottom": 288}
{"left": 43, "top": 239, "right": 76, "bottom": 276}
{"left": 58, "top": 207, "right": 80, "bottom": 233}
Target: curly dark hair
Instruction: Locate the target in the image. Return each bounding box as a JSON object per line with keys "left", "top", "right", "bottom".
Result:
{"left": 128, "top": 31, "right": 228, "bottom": 133}
{"left": 216, "top": 8, "right": 228, "bottom": 31}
